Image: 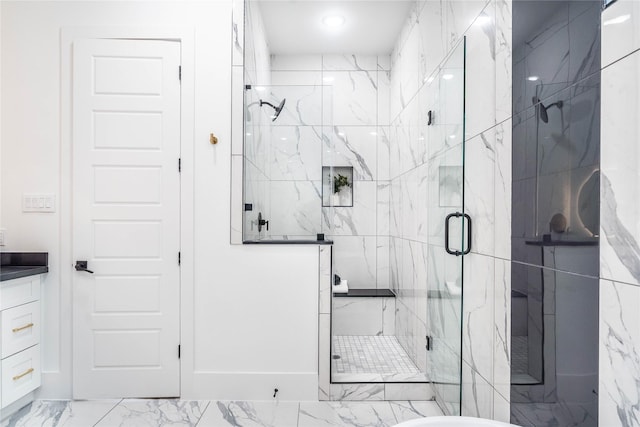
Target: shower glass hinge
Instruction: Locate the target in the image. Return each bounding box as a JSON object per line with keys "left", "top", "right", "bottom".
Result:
{"left": 178, "top": 158, "right": 181, "bottom": 172}
{"left": 178, "top": 66, "right": 182, "bottom": 81}
{"left": 178, "top": 252, "right": 181, "bottom": 266}
{"left": 178, "top": 345, "right": 181, "bottom": 359}
{"left": 426, "top": 335, "right": 433, "bottom": 351}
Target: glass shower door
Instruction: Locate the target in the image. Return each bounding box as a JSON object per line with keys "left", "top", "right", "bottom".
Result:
{"left": 426, "top": 38, "right": 466, "bottom": 416}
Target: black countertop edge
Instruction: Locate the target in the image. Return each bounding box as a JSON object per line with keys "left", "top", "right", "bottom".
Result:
{"left": 243, "top": 240, "right": 334, "bottom": 245}
{"left": 1, "top": 252, "right": 49, "bottom": 282}
{"left": 0, "top": 266, "right": 49, "bottom": 282}
{"left": 525, "top": 239, "right": 598, "bottom": 247}
{"left": 1, "top": 252, "right": 48, "bottom": 267}
{"left": 333, "top": 288, "right": 396, "bottom": 298}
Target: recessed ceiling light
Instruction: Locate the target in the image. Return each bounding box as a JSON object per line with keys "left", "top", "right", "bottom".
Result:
{"left": 369, "top": 131, "right": 378, "bottom": 136}
{"left": 323, "top": 15, "right": 345, "bottom": 28}
{"left": 323, "top": 76, "right": 335, "bottom": 83}
{"left": 255, "top": 86, "right": 266, "bottom": 92}
{"left": 527, "top": 75, "right": 540, "bottom": 81}
{"left": 449, "top": 134, "right": 457, "bottom": 139}
{"left": 246, "top": 132, "right": 252, "bottom": 136}
{"left": 603, "top": 14, "right": 630, "bottom": 26}
{"left": 442, "top": 74, "right": 454, "bottom": 80}
{"left": 280, "top": 137, "right": 288, "bottom": 141}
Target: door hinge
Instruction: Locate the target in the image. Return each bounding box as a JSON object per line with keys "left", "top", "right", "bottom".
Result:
{"left": 178, "top": 345, "right": 181, "bottom": 359}
{"left": 426, "top": 335, "right": 433, "bottom": 351}
{"left": 178, "top": 158, "right": 181, "bottom": 172}
{"left": 178, "top": 251, "right": 181, "bottom": 266}
{"left": 179, "top": 66, "right": 182, "bottom": 81}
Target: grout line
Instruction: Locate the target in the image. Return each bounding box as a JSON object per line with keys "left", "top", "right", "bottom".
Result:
{"left": 194, "top": 400, "right": 212, "bottom": 427}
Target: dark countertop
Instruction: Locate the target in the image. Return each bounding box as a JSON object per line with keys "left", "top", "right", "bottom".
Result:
{"left": 244, "top": 239, "right": 333, "bottom": 245}
{"left": 1, "top": 252, "right": 48, "bottom": 282}
{"left": 333, "top": 288, "right": 396, "bottom": 298}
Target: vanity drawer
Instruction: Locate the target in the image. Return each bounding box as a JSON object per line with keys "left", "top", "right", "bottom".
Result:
{"left": 1, "top": 276, "right": 41, "bottom": 310}
{"left": 2, "top": 301, "right": 40, "bottom": 358}
{"left": 1, "top": 344, "right": 41, "bottom": 408}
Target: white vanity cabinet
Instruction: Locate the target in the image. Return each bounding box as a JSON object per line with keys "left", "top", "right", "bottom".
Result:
{"left": 0, "top": 274, "right": 42, "bottom": 408}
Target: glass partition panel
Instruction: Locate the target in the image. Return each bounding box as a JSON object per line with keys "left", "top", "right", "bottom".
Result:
{"left": 243, "top": 84, "right": 333, "bottom": 242}
{"left": 426, "top": 38, "right": 466, "bottom": 415}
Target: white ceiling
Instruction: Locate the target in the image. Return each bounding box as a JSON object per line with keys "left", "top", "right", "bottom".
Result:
{"left": 257, "top": 1, "right": 415, "bottom": 55}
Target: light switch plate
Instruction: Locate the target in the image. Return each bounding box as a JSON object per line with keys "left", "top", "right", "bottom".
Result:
{"left": 23, "top": 194, "right": 56, "bottom": 213}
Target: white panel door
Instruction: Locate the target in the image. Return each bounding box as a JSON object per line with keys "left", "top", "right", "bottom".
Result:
{"left": 72, "top": 39, "right": 181, "bottom": 398}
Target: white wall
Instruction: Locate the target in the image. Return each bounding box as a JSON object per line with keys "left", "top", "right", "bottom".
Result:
{"left": 1, "top": 0, "right": 319, "bottom": 400}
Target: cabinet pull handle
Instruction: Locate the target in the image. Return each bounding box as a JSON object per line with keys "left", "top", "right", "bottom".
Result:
{"left": 12, "top": 323, "right": 34, "bottom": 333}
{"left": 13, "top": 367, "right": 34, "bottom": 381}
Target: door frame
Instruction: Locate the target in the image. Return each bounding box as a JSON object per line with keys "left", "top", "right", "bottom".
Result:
{"left": 59, "top": 27, "right": 195, "bottom": 399}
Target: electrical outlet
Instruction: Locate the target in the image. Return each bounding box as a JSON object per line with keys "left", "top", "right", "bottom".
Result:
{"left": 0, "top": 229, "right": 5, "bottom": 246}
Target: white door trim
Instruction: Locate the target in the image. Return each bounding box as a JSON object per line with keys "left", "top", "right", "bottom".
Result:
{"left": 57, "top": 26, "right": 195, "bottom": 399}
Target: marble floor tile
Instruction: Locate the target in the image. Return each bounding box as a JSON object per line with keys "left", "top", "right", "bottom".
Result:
{"left": 196, "top": 401, "right": 300, "bottom": 427}
{"left": 2, "top": 400, "right": 121, "bottom": 427}
{"left": 389, "top": 401, "right": 443, "bottom": 424}
{"left": 94, "top": 399, "right": 209, "bottom": 427}
{"left": 298, "top": 401, "right": 397, "bottom": 427}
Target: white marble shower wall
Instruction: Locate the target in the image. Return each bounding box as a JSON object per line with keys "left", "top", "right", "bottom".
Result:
{"left": 270, "top": 54, "right": 391, "bottom": 288}
{"left": 599, "top": 0, "right": 640, "bottom": 424}
{"left": 388, "top": 0, "right": 512, "bottom": 420}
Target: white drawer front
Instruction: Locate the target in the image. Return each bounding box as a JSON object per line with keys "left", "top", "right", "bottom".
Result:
{"left": 2, "top": 345, "right": 41, "bottom": 408}
{"left": 1, "top": 276, "right": 41, "bottom": 310}
{"left": 2, "top": 301, "right": 41, "bottom": 358}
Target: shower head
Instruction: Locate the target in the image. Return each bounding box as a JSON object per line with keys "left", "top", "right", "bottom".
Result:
{"left": 259, "top": 98, "right": 287, "bottom": 122}
{"left": 532, "top": 97, "right": 564, "bottom": 123}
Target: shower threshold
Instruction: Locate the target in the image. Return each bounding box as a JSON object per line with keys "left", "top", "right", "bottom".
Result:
{"left": 331, "top": 335, "right": 428, "bottom": 383}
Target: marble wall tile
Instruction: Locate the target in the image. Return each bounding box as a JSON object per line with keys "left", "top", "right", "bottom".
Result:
{"left": 462, "top": 252, "right": 495, "bottom": 384}
{"left": 332, "top": 236, "right": 377, "bottom": 289}
{"left": 601, "top": 0, "right": 640, "bottom": 68}
{"left": 271, "top": 55, "right": 322, "bottom": 71}
{"left": 568, "top": 2, "right": 601, "bottom": 85}
{"left": 270, "top": 70, "right": 322, "bottom": 86}
{"left": 323, "top": 71, "right": 378, "bottom": 126}
{"left": 495, "top": 0, "right": 512, "bottom": 124}
{"left": 461, "top": 361, "right": 494, "bottom": 419}
{"left": 464, "top": 129, "right": 496, "bottom": 257}
{"left": 383, "top": 296, "right": 396, "bottom": 335}
{"left": 268, "top": 85, "right": 322, "bottom": 127}
{"left": 269, "top": 126, "right": 322, "bottom": 181}
{"left": 600, "top": 50, "right": 640, "bottom": 286}
{"left": 378, "top": 69, "right": 391, "bottom": 126}
{"left": 599, "top": 279, "right": 640, "bottom": 426}
{"left": 330, "top": 181, "right": 376, "bottom": 236}
{"left": 418, "top": 0, "right": 446, "bottom": 87}
{"left": 377, "top": 236, "right": 391, "bottom": 290}
{"left": 332, "top": 297, "right": 384, "bottom": 336}
{"left": 325, "top": 126, "right": 377, "bottom": 180}
{"left": 493, "top": 390, "right": 511, "bottom": 424}
{"left": 323, "top": 55, "right": 378, "bottom": 72}
{"left": 377, "top": 182, "right": 390, "bottom": 236}
{"left": 464, "top": 1, "right": 497, "bottom": 140}
{"left": 493, "top": 259, "right": 511, "bottom": 401}
{"left": 378, "top": 127, "right": 391, "bottom": 181}
{"left": 494, "top": 120, "right": 512, "bottom": 260}
{"left": 445, "top": 0, "right": 491, "bottom": 52}
{"left": 378, "top": 56, "right": 391, "bottom": 72}
{"left": 268, "top": 181, "right": 321, "bottom": 237}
